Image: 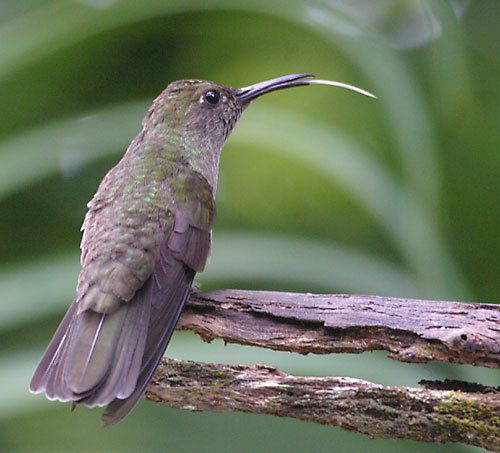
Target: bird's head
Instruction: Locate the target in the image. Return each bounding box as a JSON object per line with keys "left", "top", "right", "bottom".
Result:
{"left": 143, "top": 74, "right": 375, "bottom": 151}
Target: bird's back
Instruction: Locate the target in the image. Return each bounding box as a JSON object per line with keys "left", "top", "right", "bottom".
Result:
{"left": 30, "top": 140, "right": 215, "bottom": 425}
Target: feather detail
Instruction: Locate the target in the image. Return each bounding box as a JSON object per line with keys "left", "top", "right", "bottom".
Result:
{"left": 30, "top": 162, "right": 215, "bottom": 424}
{"left": 30, "top": 290, "right": 152, "bottom": 407}
{"left": 102, "top": 253, "right": 195, "bottom": 426}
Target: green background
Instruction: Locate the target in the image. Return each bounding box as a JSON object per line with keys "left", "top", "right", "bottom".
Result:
{"left": 0, "top": 1, "right": 498, "bottom": 451}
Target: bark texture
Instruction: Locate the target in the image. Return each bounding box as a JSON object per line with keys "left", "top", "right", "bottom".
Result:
{"left": 147, "top": 359, "right": 499, "bottom": 451}
{"left": 145, "top": 290, "right": 499, "bottom": 449}
{"left": 177, "top": 290, "right": 499, "bottom": 368}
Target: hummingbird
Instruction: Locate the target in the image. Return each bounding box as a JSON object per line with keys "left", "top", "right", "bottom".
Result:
{"left": 30, "top": 74, "right": 375, "bottom": 426}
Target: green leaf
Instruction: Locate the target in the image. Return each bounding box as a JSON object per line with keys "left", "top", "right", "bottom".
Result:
{"left": 0, "top": 101, "right": 147, "bottom": 199}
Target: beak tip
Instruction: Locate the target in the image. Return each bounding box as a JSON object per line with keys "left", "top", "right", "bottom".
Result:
{"left": 236, "top": 74, "right": 376, "bottom": 101}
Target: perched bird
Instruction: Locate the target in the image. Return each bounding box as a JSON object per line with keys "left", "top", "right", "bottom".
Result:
{"left": 30, "top": 74, "right": 375, "bottom": 426}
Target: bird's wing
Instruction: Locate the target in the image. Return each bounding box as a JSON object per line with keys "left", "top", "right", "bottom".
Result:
{"left": 30, "top": 164, "right": 215, "bottom": 425}
{"left": 101, "top": 169, "right": 215, "bottom": 425}
{"left": 76, "top": 161, "right": 173, "bottom": 315}
{"left": 30, "top": 159, "right": 173, "bottom": 402}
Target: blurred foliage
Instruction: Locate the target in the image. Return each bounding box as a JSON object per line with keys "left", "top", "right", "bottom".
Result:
{"left": 0, "top": 1, "right": 498, "bottom": 452}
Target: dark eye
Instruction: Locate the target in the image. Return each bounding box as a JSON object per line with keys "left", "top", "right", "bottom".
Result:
{"left": 202, "top": 90, "right": 221, "bottom": 105}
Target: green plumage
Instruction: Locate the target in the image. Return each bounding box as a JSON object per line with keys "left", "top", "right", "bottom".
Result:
{"left": 77, "top": 141, "right": 215, "bottom": 314}
{"left": 30, "top": 78, "right": 239, "bottom": 425}
{"left": 29, "top": 74, "right": 369, "bottom": 425}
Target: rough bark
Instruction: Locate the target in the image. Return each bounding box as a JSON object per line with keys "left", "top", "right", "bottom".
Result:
{"left": 177, "top": 290, "right": 499, "bottom": 368}
{"left": 146, "top": 290, "right": 499, "bottom": 449}
{"left": 147, "top": 359, "right": 500, "bottom": 451}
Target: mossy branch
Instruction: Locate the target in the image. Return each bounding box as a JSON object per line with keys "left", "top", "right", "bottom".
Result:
{"left": 147, "top": 359, "right": 499, "bottom": 451}
{"left": 146, "top": 289, "right": 499, "bottom": 449}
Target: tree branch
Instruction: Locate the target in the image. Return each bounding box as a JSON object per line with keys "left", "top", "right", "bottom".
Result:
{"left": 147, "top": 290, "right": 499, "bottom": 449}
{"left": 147, "top": 359, "right": 499, "bottom": 451}
{"left": 177, "top": 290, "right": 499, "bottom": 368}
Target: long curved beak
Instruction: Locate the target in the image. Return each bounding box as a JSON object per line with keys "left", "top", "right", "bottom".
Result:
{"left": 236, "top": 73, "right": 376, "bottom": 103}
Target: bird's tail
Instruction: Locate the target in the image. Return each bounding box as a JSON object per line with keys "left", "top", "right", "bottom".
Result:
{"left": 30, "top": 257, "right": 195, "bottom": 425}
{"left": 102, "top": 264, "right": 194, "bottom": 426}
{"left": 29, "top": 290, "right": 151, "bottom": 408}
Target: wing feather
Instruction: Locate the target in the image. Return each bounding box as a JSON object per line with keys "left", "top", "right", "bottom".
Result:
{"left": 30, "top": 165, "right": 215, "bottom": 425}
{"left": 102, "top": 252, "right": 196, "bottom": 426}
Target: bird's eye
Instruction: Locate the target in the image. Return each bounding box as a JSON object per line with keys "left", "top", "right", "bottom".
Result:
{"left": 202, "top": 90, "right": 221, "bottom": 105}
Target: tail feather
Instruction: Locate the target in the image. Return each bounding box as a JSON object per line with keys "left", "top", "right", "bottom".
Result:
{"left": 44, "top": 319, "right": 75, "bottom": 401}
{"left": 30, "top": 299, "right": 78, "bottom": 398}
{"left": 30, "top": 222, "right": 206, "bottom": 425}
{"left": 82, "top": 287, "right": 151, "bottom": 406}
{"left": 101, "top": 261, "right": 195, "bottom": 426}
{"left": 29, "top": 290, "right": 151, "bottom": 407}
{"left": 66, "top": 311, "right": 114, "bottom": 395}
{"left": 30, "top": 257, "right": 194, "bottom": 424}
